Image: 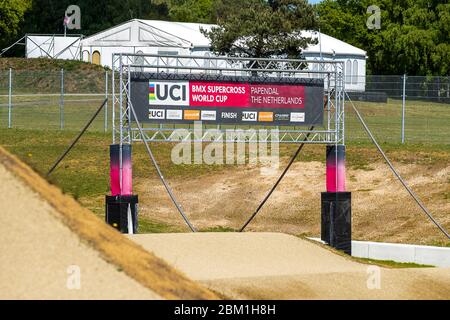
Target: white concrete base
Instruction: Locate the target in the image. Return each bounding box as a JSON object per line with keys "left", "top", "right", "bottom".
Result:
{"left": 352, "top": 241, "right": 450, "bottom": 267}
{"left": 309, "top": 238, "right": 450, "bottom": 267}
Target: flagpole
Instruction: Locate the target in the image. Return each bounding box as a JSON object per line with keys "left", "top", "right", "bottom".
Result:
{"left": 63, "top": 15, "right": 68, "bottom": 37}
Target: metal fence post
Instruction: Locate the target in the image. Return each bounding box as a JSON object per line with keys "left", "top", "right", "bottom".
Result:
{"left": 8, "top": 68, "right": 12, "bottom": 128}
{"left": 105, "top": 70, "right": 108, "bottom": 132}
{"left": 401, "top": 74, "right": 406, "bottom": 144}
{"left": 60, "top": 68, "right": 64, "bottom": 130}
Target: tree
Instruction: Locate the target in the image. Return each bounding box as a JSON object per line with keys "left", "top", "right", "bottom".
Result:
{"left": 203, "top": 0, "right": 319, "bottom": 59}
{"left": 317, "top": 0, "right": 450, "bottom": 76}
{"left": 2, "top": 0, "right": 171, "bottom": 56}
{"left": 0, "top": 0, "right": 31, "bottom": 51}
{"left": 168, "top": 0, "right": 215, "bottom": 23}
{"left": 21, "top": 0, "right": 169, "bottom": 36}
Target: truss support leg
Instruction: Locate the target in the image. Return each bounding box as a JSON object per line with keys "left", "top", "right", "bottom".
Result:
{"left": 105, "top": 195, "right": 139, "bottom": 234}
{"left": 326, "top": 145, "right": 346, "bottom": 192}
{"left": 322, "top": 145, "right": 351, "bottom": 255}
{"left": 107, "top": 144, "right": 138, "bottom": 233}
{"left": 110, "top": 144, "right": 133, "bottom": 196}
{"left": 321, "top": 192, "right": 352, "bottom": 255}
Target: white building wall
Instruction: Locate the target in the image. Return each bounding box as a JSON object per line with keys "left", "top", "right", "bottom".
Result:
{"left": 82, "top": 46, "right": 193, "bottom": 68}
{"left": 303, "top": 55, "right": 366, "bottom": 92}
{"left": 341, "top": 57, "right": 366, "bottom": 92}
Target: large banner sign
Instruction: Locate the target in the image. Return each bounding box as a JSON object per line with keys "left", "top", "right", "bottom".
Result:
{"left": 131, "top": 74, "right": 324, "bottom": 126}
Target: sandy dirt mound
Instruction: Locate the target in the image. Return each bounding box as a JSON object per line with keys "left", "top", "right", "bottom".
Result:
{"left": 135, "top": 160, "right": 450, "bottom": 245}
{"left": 0, "top": 163, "right": 160, "bottom": 299}
{"left": 0, "top": 146, "right": 218, "bottom": 300}
{"left": 130, "top": 233, "right": 450, "bottom": 300}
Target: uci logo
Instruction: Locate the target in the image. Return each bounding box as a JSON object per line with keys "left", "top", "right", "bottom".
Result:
{"left": 242, "top": 111, "right": 257, "bottom": 122}
{"left": 149, "top": 81, "right": 189, "bottom": 106}
{"left": 148, "top": 109, "right": 165, "bottom": 120}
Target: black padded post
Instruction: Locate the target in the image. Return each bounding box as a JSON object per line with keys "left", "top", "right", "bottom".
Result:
{"left": 105, "top": 195, "right": 139, "bottom": 233}
{"left": 321, "top": 192, "right": 351, "bottom": 255}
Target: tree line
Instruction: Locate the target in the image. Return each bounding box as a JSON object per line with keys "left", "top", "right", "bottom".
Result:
{"left": 0, "top": 0, "right": 448, "bottom": 76}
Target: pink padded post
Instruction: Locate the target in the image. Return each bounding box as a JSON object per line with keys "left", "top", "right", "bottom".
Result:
{"left": 110, "top": 144, "right": 132, "bottom": 196}
{"left": 326, "top": 145, "right": 346, "bottom": 192}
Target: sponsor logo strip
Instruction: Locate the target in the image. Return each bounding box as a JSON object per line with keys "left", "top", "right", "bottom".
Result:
{"left": 166, "top": 109, "right": 183, "bottom": 120}
{"left": 201, "top": 110, "right": 216, "bottom": 121}
{"left": 274, "top": 113, "right": 290, "bottom": 121}
{"left": 242, "top": 111, "right": 257, "bottom": 122}
{"left": 148, "top": 109, "right": 165, "bottom": 120}
{"left": 184, "top": 110, "right": 200, "bottom": 120}
{"left": 258, "top": 112, "right": 274, "bottom": 122}
{"left": 290, "top": 112, "right": 305, "bottom": 122}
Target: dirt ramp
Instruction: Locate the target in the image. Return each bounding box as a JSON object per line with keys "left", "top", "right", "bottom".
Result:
{"left": 130, "top": 233, "right": 450, "bottom": 300}
{"left": 0, "top": 163, "right": 160, "bottom": 299}
{"left": 0, "top": 146, "right": 217, "bottom": 300}
{"left": 129, "top": 233, "right": 362, "bottom": 281}
{"left": 206, "top": 270, "right": 450, "bottom": 300}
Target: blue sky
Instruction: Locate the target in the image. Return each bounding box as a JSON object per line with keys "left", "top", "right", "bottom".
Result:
{"left": 308, "top": 0, "right": 323, "bottom": 4}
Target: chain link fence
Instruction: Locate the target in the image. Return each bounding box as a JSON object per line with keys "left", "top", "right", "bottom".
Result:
{"left": 0, "top": 68, "right": 109, "bottom": 132}
{"left": 347, "top": 75, "right": 450, "bottom": 144}
{"left": 0, "top": 69, "right": 449, "bottom": 144}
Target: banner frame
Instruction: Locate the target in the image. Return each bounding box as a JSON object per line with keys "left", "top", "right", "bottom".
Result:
{"left": 112, "top": 53, "right": 345, "bottom": 145}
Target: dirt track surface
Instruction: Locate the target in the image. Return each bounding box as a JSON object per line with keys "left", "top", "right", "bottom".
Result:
{"left": 0, "top": 146, "right": 218, "bottom": 300}
{"left": 133, "top": 160, "right": 450, "bottom": 245}
{"left": 130, "top": 233, "right": 450, "bottom": 300}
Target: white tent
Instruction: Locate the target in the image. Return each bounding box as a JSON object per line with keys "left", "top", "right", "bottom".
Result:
{"left": 80, "top": 19, "right": 367, "bottom": 91}
{"left": 80, "top": 20, "right": 213, "bottom": 66}
{"left": 301, "top": 31, "right": 367, "bottom": 91}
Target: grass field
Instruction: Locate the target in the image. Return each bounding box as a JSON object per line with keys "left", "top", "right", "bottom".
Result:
{"left": 0, "top": 96, "right": 108, "bottom": 131}
{"left": 346, "top": 98, "right": 450, "bottom": 144}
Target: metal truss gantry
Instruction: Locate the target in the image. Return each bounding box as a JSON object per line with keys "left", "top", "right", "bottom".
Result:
{"left": 1, "top": 34, "right": 82, "bottom": 59}
{"left": 111, "top": 53, "right": 345, "bottom": 145}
